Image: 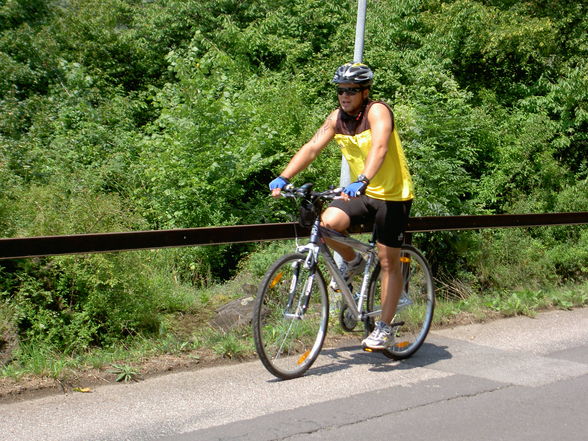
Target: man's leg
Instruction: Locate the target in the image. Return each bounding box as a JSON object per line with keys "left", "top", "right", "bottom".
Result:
{"left": 361, "top": 243, "right": 403, "bottom": 349}
{"left": 376, "top": 243, "right": 403, "bottom": 324}
{"left": 321, "top": 206, "right": 355, "bottom": 261}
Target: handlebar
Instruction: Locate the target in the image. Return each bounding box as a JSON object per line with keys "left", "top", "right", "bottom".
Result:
{"left": 280, "top": 183, "right": 343, "bottom": 201}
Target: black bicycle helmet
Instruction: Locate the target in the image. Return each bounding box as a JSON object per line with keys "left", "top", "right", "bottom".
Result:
{"left": 332, "top": 62, "right": 373, "bottom": 86}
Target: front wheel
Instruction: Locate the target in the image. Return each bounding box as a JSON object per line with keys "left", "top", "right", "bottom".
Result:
{"left": 365, "top": 245, "right": 435, "bottom": 360}
{"left": 252, "top": 252, "right": 329, "bottom": 380}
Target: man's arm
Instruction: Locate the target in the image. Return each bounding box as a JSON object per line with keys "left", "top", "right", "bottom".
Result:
{"left": 361, "top": 103, "right": 392, "bottom": 180}
{"left": 272, "top": 110, "right": 338, "bottom": 197}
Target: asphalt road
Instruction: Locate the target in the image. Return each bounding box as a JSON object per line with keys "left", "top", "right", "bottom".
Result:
{"left": 1, "top": 308, "right": 587, "bottom": 441}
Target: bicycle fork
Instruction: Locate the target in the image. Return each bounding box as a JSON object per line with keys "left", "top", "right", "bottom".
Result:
{"left": 284, "top": 245, "right": 320, "bottom": 319}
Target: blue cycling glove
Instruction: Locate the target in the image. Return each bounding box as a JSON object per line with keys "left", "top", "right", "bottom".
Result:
{"left": 269, "top": 176, "right": 290, "bottom": 191}
{"left": 342, "top": 177, "right": 369, "bottom": 197}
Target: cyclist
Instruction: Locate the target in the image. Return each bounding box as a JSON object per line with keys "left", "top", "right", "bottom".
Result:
{"left": 269, "top": 62, "right": 414, "bottom": 350}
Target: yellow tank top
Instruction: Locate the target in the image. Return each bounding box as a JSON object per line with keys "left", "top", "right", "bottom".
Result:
{"left": 334, "top": 100, "right": 414, "bottom": 201}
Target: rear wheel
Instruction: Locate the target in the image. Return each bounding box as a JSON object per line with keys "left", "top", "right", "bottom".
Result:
{"left": 252, "top": 252, "right": 329, "bottom": 379}
{"left": 365, "top": 245, "right": 435, "bottom": 359}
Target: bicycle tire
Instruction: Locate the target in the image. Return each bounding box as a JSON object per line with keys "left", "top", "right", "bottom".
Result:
{"left": 365, "top": 245, "right": 435, "bottom": 360}
{"left": 252, "top": 252, "right": 329, "bottom": 380}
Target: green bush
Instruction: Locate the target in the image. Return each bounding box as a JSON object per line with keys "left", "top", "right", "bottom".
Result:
{"left": 475, "top": 223, "right": 588, "bottom": 293}
{"left": 2, "top": 250, "right": 198, "bottom": 354}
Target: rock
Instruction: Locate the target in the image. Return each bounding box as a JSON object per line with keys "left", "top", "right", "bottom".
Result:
{"left": 211, "top": 289, "right": 257, "bottom": 332}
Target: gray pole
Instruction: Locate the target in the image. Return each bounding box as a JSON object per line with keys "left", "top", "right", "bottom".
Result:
{"left": 353, "top": 0, "right": 367, "bottom": 63}
{"left": 340, "top": 0, "right": 367, "bottom": 187}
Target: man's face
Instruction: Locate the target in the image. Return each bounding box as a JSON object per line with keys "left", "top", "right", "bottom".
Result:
{"left": 337, "top": 83, "right": 369, "bottom": 115}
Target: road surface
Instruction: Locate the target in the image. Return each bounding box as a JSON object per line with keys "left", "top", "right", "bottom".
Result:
{"left": 1, "top": 308, "right": 587, "bottom": 440}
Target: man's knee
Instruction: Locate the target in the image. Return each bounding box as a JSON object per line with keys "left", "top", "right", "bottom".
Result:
{"left": 377, "top": 244, "right": 402, "bottom": 270}
{"left": 321, "top": 207, "right": 349, "bottom": 232}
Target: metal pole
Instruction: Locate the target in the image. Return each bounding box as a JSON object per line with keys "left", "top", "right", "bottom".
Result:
{"left": 354, "top": 0, "right": 367, "bottom": 63}
{"left": 340, "top": 0, "right": 367, "bottom": 187}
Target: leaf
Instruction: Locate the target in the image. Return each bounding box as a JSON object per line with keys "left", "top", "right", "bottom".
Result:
{"left": 73, "top": 387, "right": 93, "bottom": 393}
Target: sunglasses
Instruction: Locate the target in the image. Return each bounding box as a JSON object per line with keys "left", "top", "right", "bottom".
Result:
{"left": 336, "top": 86, "right": 366, "bottom": 96}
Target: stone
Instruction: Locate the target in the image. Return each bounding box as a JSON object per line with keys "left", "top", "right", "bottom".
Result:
{"left": 211, "top": 287, "right": 257, "bottom": 332}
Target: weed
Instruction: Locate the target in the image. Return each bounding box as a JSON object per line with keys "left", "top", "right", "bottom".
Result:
{"left": 109, "top": 364, "right": 140, "bottom": 382}
{"left": 209, "top": 327, "right": 256, "bottom": 360}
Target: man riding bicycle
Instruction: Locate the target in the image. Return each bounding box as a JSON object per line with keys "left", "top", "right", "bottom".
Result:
{"left": 269, "top": 62, "right": 414, "bottom": 350}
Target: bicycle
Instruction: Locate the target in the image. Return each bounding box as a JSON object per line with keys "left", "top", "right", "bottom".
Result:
{"left": 252, "top": 183, "right": 435, "bottom": 380}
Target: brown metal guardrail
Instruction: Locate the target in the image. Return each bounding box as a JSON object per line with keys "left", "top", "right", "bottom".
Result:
{"left": 0, "top": 212, "right": 587, "bottom": 260}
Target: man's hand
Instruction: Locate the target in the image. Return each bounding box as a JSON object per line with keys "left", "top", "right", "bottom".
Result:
{"left": 269, "top": 176, "right": 289, "bottom": 197}
{"left": 342, "top": 178, "right": 368, "bottom": 198}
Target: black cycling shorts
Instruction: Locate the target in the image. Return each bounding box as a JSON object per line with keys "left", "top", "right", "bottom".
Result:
{"left": 329, "top": 196, "right": 412, "bottom": 248}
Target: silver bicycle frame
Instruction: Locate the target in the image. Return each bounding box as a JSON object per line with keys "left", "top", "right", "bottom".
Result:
{"left": 297, "top": 219, "right": 382, "bottom": 322}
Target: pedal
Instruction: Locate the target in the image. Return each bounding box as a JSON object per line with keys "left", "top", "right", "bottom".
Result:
{"left": 362, "top": 345, "right": 387, "bottom": 353}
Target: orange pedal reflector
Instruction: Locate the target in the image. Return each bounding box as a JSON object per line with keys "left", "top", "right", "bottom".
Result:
{"left": 400, "top": 256, "right": 411, "bottom": 263}
{"left": 396, "top": 341, "right": 410, "bottom": 348}
{"left": 363, "top": 347, "right": 373, "bottom": 352}
{"left": 297, "top": 350, "right": 311, "bottom": 365}
{"left": 270, "top": 272, "right": 283, "bottom": 288}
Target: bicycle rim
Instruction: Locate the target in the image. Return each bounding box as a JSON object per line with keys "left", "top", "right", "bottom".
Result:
{"left": 253, "top": 253, "right": 328, "bottom": 379}
{"left": 366, "top": 245, "right": 435, "bottom": 360}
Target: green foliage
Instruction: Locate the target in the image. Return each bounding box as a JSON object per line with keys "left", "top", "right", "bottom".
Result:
{"left": 475, "top": 111, "right": 569, "bottom": 211}
{"left": 212, "top": 333, "right": 250, "bottom": 360}
{"left": 1, "top": 251, "right": 197, "bottom": 354}
{"left": 424, "top": 0, "right": 558, "bottom": 97}
{"left": 109, "top": 363, "right": 140, "bottom": 382}
{"left": 0, "top": 0, "right": 50, "bottom": 31}
{"left": 235, "top": 240, "right": 300, "bottom": 280}
{"left": 394, "top": 73, "right": 484, "bottom": 216}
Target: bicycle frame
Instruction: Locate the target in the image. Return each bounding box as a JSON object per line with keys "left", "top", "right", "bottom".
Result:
{"left": 296, "top": 217, "right": 381, "bottom": 323}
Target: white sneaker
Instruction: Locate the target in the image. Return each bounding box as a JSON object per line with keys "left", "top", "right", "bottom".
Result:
{"left": 362, "top": 321, "right": 394, "bottom": 350}
{"left": 329, "top": 253, "right": 366, "bottom": 291}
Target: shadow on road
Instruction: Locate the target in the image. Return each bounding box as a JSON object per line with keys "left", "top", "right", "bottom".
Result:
{"left": 301, "top": 341, "right": 453, "bottom": 378}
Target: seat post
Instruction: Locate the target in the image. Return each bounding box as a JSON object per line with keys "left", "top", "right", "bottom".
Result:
{"left": 403, "top": 232, "right": 413, "bottom": 246}
{"left": 369, "top": 224, "right": 377, "bottom": 246}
